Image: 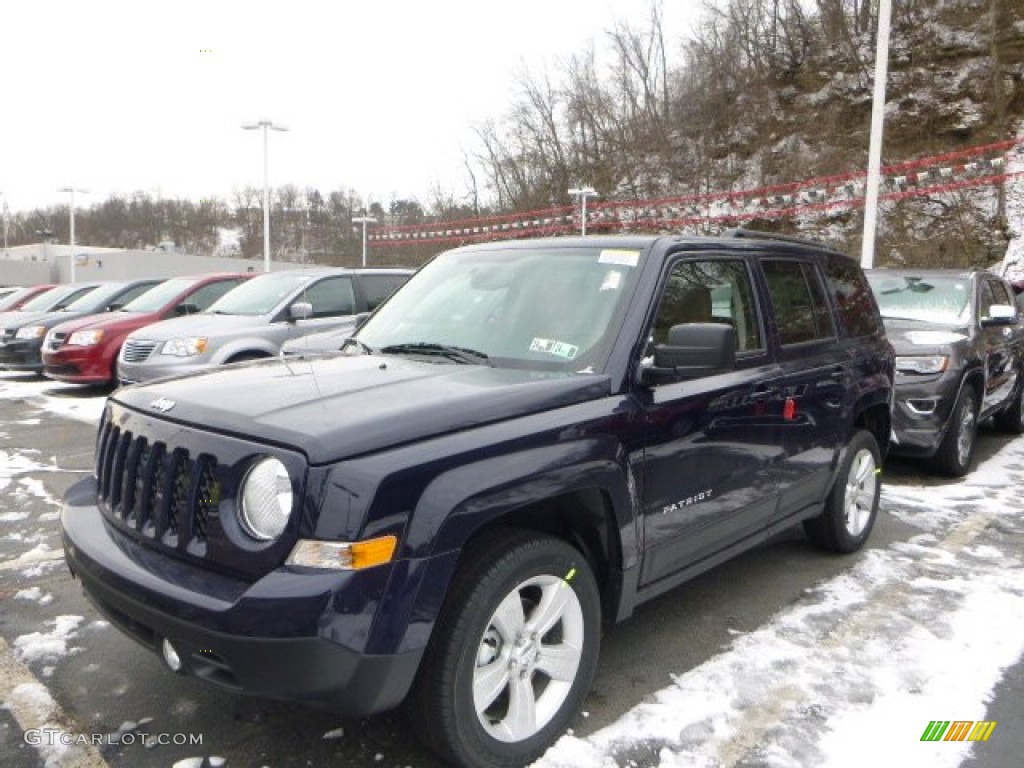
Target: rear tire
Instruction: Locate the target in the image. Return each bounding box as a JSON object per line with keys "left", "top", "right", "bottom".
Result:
{"left": 804, "top": 430, "right": 881, "bottom": 554}
{"left": 409, "top": 530, "right": 600, "bottom": 768}
{"left": 930, "top": 387, "right": 978, "bottom": 477}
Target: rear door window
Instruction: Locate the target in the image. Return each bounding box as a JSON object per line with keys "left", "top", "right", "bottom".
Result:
{"left": 359, "top": 274, "right": 409, "bottom": 310}
{"left": 186, "top": 280, "right": 244, "bottom": 312}
{"left": 762, "top": 259, "right": 836, "bottom": 345}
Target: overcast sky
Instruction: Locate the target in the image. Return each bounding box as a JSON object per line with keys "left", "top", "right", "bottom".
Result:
{"left": 1, "top": 0, "right": 706, "bottom": 214}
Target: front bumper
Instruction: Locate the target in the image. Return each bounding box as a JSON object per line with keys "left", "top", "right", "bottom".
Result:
{"left": 117, "top": 355, "right": 212, "bottom": 385}
{"left": 889, "top": 371, "right": 962, "bottom": 457}
{"left": 61, "top": 477, "right": 423, "bottom": 716}
{"left": 0, "top": 338, "right": 44, "bottom": 371}
{"left": 42, "top": 347, "right": 109, "bottom": 383}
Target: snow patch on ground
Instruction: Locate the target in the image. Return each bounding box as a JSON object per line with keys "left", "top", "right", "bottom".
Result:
{"left": 535, "top": 436, "right": 1024, "bottom": 767}
{"left": 0, "top": 371, "right": 106, "bottom": 425}
{"left": 14, "top": 586, "right": 54, "bottom": 605}
{"left": 14, "top": 615, "right": 84, "bottom": 664}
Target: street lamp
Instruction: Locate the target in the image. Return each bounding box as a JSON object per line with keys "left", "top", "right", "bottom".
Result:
{"left": 242, "top": 119, "right": 289, "bottom": 272}
{"left": 59, "top": 187, "right": 88, "bottom": 283}
{"left": 568, "top": 186, "right": 599, "bottom": 236}
{"left": 352, "top": 214, "right": 377, "bottom": 267}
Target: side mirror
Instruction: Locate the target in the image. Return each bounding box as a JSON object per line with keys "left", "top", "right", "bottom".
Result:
{"left": 289, "top": 302, "right": 313, "bottom": 321}
{"left": 107, "top": 303, "right": 123, "bottom": 312}
{"left": 354, "top": 312, "right": 370, "bottom": 330}
{"left": 982, "top": 304, "right": 1017, "bottom": 326}
{"left": 174, "top": 302, "right": 199, "bottom": 316}
{"left": 640, "top": 323, "right": 736, "bottom": 385}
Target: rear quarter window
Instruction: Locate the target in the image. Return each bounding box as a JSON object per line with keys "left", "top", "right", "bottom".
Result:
{"left": 824, "top": 255, "right": 881, "bottom": 338}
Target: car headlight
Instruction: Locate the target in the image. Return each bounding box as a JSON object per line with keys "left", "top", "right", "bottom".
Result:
{"left": 15, "top": 325, "right": 47, "bottom": 340}
{"left": 895, "top": 355, "right": 949, "bottom": 374}
{"left": 160, "top": 337, "right": 209, "bottom": 357}
{"left": 238, "top": 457, "right": 293, "bottom": 541}
{"left": 68, "top": 330, "right": 105, "bottom": 346}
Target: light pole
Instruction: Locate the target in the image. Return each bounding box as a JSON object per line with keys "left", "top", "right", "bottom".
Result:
{"left": 242, "top": 119, "right": 288, "bottom": 272}
{"left": 860, "top": 0, "right": 892, "bottom": 269}
{"left": 1, "top": 193, "right": 8, "bottom": 254}
{"left": 59, "top": 187, "right": 88, "bottom": 283}
{"left": 352, "top": 215, "right": 377, "bottom": 267}
{"left": 568, "top": 186, "right": 599, "bottom": 236}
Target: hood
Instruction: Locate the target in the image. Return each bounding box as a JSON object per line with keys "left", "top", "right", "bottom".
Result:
{"left": 882, "top": 318, "right": 969, "bottom": 355}
{"left": 128, "top": 312, "right": 270, "bottom": 340}
{"left": 50, "top": 310, "right": 154, "bottom": 335}
{"left": 1, "top": 309, "right": 66, "bottom": 331}
{"left": 113, "top": 355, "right": 612, "bottom": 463}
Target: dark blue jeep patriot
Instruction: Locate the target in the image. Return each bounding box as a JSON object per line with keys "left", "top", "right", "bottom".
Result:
{"left": 61, "top": 231, "right": 894, "bottom": 767}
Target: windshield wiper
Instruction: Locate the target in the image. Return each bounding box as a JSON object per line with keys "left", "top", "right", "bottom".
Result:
{"left": 379, "top": 342, "right": 491, "bottom": 365}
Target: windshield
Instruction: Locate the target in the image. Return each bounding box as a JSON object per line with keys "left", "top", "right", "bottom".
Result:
{"left": 357, "top": 245, "right": 645, "bottom": 371}
{"left": 867, "top": 273, "right": 972, "bottom": 324}
{"left": 205, "top": 273, "right": 312, "bottom": 315}
{"left": 20, "top": 284, "right": 97, "bottom": 312}
{"left": 121, "top": 277, "right": 197, "bottom": 312}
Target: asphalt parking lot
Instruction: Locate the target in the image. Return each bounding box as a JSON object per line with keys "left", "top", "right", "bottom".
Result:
{"left": 1, "top": 371, "right": 1022, "bottom": 768}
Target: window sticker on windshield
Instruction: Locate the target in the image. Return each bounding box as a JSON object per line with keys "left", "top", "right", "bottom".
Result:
{"left": 530, "top": 337, "right": 580, "bottom": 360}
{"left": 601, "top": 270, "right": 623, "bottom": 292}
{"left": 598, "top": 249, "right": 639, "bottom": 267}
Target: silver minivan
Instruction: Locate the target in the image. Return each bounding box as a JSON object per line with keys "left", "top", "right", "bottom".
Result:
{"left": 117, "top": 268, "right": 411, "bottom": 384}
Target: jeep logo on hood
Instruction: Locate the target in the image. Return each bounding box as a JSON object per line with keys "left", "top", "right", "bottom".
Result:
{"left": 149, "top": 397, "right": 176, "bottom": 413}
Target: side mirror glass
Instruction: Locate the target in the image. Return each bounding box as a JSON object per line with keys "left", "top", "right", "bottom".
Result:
{"left": 982, "top": 304, "right": 1016, "bottom": 326}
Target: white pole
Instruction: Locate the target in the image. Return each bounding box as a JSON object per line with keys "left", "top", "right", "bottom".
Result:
{"left": 352, "top": 216, "right": 377, "bottom": 267}
{"left": 568, "top": 186, "right": 598, "bottom": 236}
{"left": 860, "top": 0, "right": 893, "bottom": 270}
{"left": 59, "top": 187, "right": 87, "bottom": 282}
{"left": 262, "top": 125, "right": 270, "bottom": 273}
{"left": 243, "top": 120, "right": 288, "bottom": 272}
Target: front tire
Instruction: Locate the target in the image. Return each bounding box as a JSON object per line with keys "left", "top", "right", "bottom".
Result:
{"left": 931, "top": 387, "right": 978, "bottom": 477}
{"left": 409, "top": 530, "right": 601, "bottom": 768}
{"left": 804, "top": 429, "right": 881, "bottom": 554}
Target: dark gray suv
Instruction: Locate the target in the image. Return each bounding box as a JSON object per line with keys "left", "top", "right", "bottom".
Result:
{"left": 867, "top": 269, "right": 1024, "bottom": 476}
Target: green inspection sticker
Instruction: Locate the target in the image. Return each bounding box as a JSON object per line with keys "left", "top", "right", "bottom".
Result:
{"left": 530, "top": 338, "right": 580, "bottom": 360}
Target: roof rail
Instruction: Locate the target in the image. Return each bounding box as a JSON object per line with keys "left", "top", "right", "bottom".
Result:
{"left": 725, "top": 226, "right": 829, "bottom": 249}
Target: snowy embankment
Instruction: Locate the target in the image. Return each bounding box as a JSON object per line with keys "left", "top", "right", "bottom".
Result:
{"left": 538, "top": 446, "right": 1024, "bottom": 768}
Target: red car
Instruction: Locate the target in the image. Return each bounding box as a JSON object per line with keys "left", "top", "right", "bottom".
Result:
{"left": 0, "top": 284, "right": 57, "bottom": 312}
{"left": 42, "top": 273, "right": 251, "bottom": 385}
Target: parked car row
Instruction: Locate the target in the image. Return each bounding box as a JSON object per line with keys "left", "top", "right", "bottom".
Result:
{"left": 0, "top": 268, "right": 411, "bottom": 386}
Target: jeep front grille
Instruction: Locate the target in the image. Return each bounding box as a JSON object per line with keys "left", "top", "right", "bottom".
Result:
{"left": 122, "top": 339, "right": 159, "bottom": 362}
{"left": 96, "top": 422, "right": 217, "bottom": 552}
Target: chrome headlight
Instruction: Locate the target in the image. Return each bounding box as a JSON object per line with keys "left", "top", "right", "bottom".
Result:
{"left": 15, "top": 325, "right": 47, "bottom": 340}
{"left": 68, "top": 330, "right": 105, "bottom": 346}
{"left": 238, "top": 457, "right": 293, "bottom": 541}
{"left": 895, "top": 355, "right": 949, "bottom": 374}
{"left": 160, "top": 337, "right": 209, "bottom": 357}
